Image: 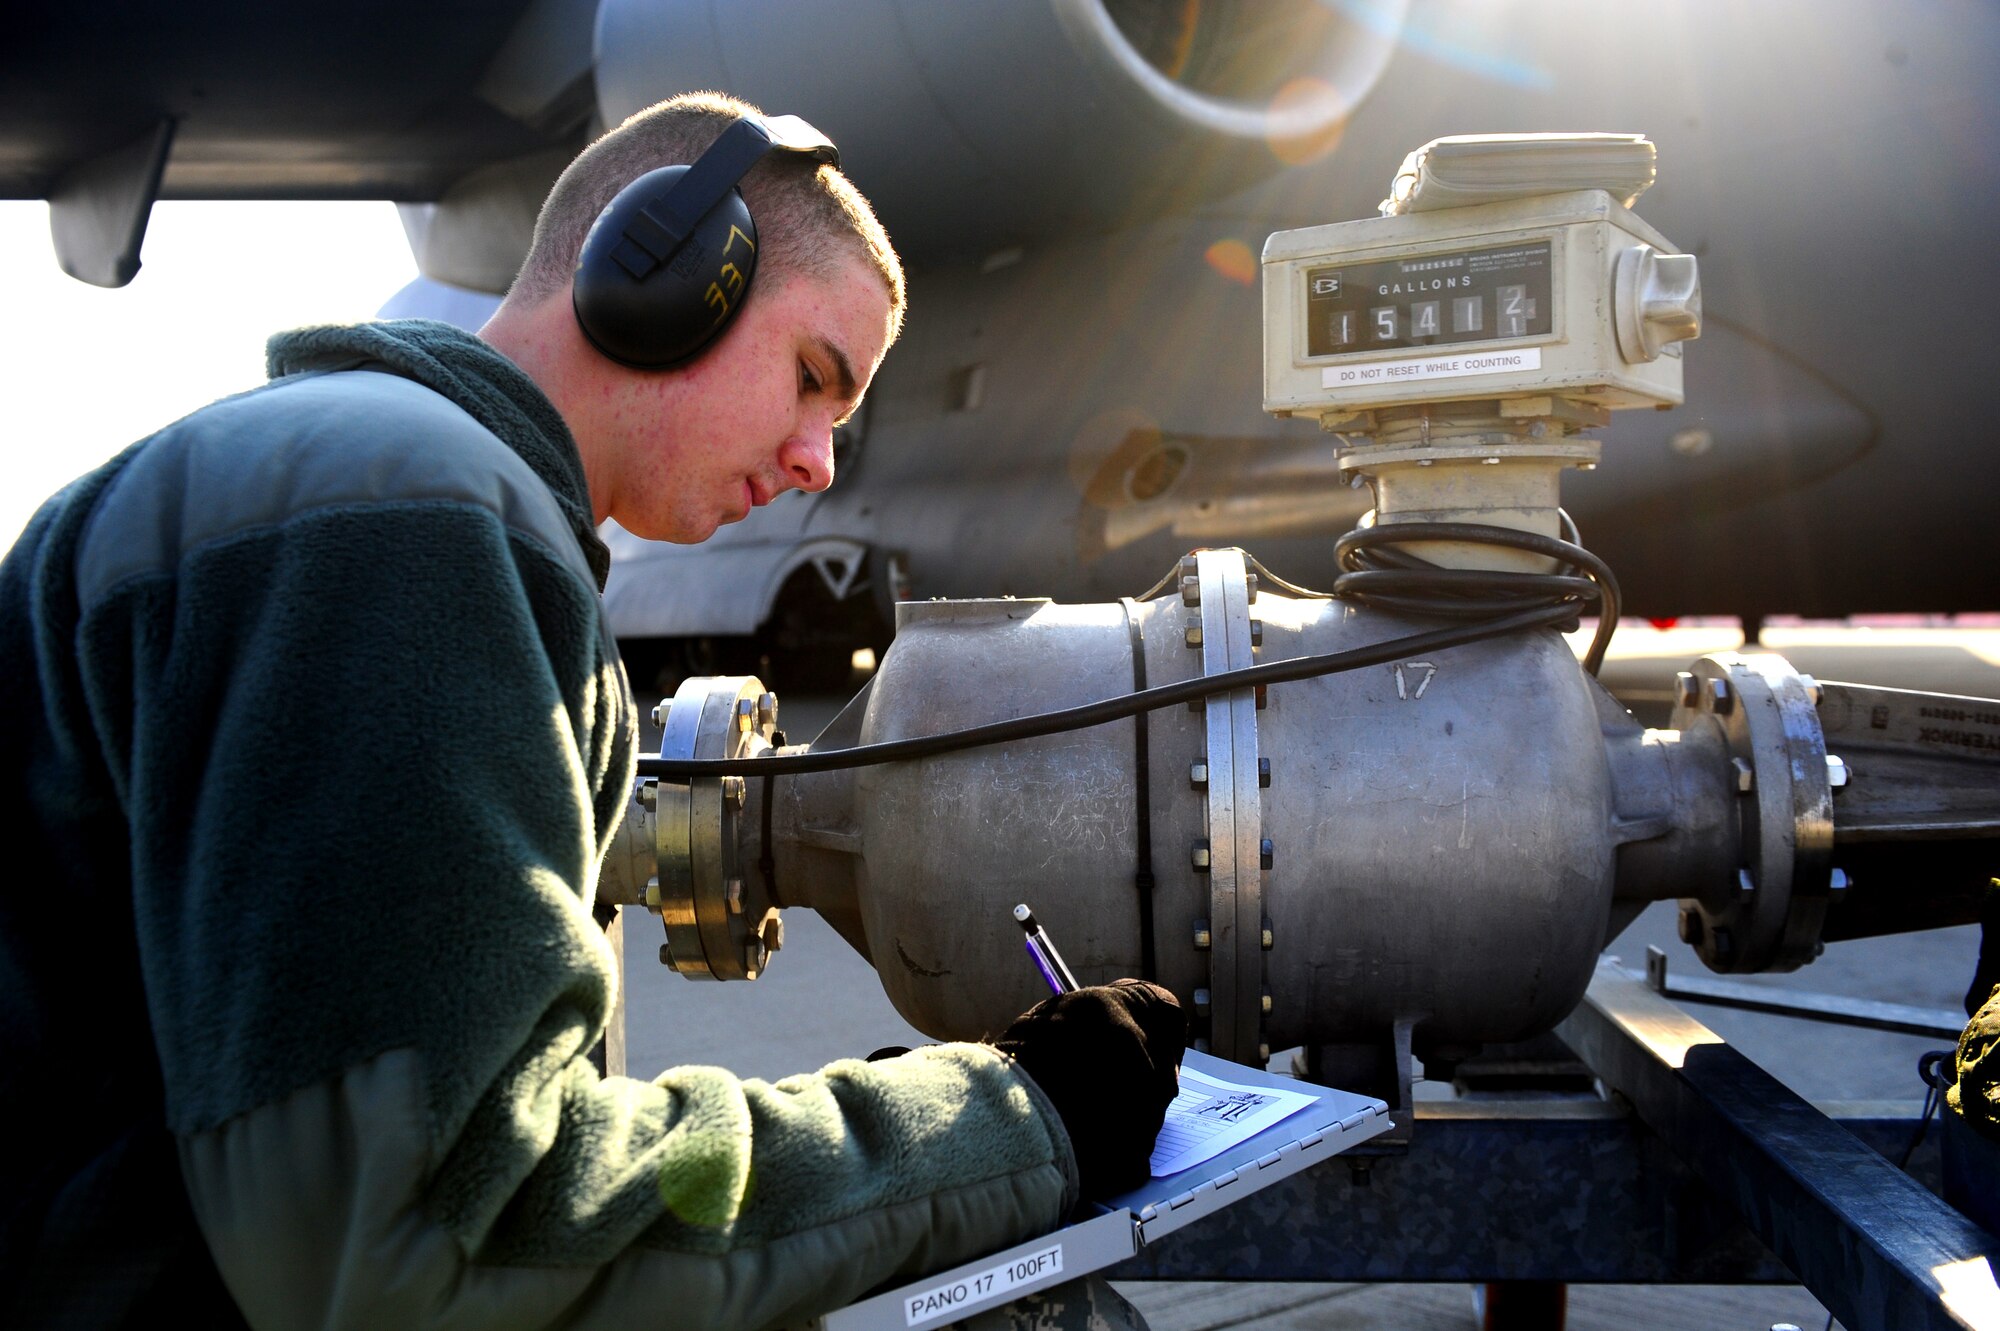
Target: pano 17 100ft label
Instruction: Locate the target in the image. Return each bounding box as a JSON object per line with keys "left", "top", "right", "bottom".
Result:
{"left": 903, "top": 1244, "right": 1063, "bottom": 1326}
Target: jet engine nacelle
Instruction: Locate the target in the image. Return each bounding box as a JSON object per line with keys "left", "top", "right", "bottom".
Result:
{"left": 592, "top": 0, "right": 1406, "bottom": 259}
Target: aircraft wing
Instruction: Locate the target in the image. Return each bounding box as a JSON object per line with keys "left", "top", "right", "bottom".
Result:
{"left": 1, "top": 0, "right": 595, "bottom": 283}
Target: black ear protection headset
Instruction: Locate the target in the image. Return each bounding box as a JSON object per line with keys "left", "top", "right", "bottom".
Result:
{"left": 571, "top": 113, "right": 840, "bottom": 369}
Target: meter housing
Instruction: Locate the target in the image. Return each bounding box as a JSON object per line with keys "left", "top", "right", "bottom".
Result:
{"left": 1263, "top": 189, "right": 1697, "bottom": 422}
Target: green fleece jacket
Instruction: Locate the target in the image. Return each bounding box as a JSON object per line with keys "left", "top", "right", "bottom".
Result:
{"left": 0, "top": 320, "right": 1076, "bottom": 1329}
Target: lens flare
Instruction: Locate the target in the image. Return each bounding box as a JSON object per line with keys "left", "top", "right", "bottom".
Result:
{"left": 1266, "top": 77, "right": 1347, "bottom": 167}
{"left": 1203, "top": 238, "right": 1257, "bottom": 286}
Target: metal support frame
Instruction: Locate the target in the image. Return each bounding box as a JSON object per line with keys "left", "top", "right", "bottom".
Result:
{"left": 1115, "top": 1097, "right": 1939, "bottom": 1284}
{"left": 1645, "top": 945, "right": 1968, "bottom": 1039}
{"left": 1111, "top": 963, "right": 1998, "bottom": 1331}
{"left": 1556, "top": 960, "right": 1999, "bottom": 1331}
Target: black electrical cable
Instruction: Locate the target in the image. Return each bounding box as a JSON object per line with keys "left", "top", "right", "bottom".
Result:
{"left": 641, "top": 518, "right": 1616, "bottom": 780}
{"left": 1333, "top": 521, "right": 1619, "bottom": 675}
{"left": 637, "top": 600, "right": 1574, "bottom": 778}
{"left": 1130, "top": 512, "right": 1597, "bottom": 617}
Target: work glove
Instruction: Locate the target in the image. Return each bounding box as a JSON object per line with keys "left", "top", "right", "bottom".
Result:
{"left": 991, "top": 979, "right": 1185, "bottom": 1201}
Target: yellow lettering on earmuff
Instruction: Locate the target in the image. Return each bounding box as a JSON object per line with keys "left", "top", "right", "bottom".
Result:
{"left": 705, "top": 282, "right": 730, "bottom": 326}
{"left": 720, "top": 263, "right": 744, "bottom": 296}
{"left": 724, "top": 224, "right": 756, "bottom": 255}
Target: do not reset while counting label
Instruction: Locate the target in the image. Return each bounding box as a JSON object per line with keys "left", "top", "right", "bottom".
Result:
{"left": 1322, "top": 346, "right": 1542, "bottom": 389}
{"left": 903, "top": 1243, "right": 1064, "bottom": 1327}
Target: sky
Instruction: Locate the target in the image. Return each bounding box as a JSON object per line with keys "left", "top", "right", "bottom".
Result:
{"left": 0, "top": 199, "right": 419, "bottom": 550}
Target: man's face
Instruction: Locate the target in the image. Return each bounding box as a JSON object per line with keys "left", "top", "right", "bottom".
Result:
{"left": 603, "top": 251, "right": 895, "bottom": 543}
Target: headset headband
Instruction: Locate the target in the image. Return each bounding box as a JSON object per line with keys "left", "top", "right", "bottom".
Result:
{"left": 606, "top": 115, "right": 840, "bottom": 283}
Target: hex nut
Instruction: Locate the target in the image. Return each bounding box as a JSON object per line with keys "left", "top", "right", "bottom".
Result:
{"left": 1258, "top": 757, "right": 1271, "bottom": 788}
{"left": 744, "top": 941, "right": 766, "bottom": 976}
{"left": 1678, "top": 909, "right": 1704, "bottom": 945}
{"left": 1707, "top": 677, "right": 1734, "bottom": 715}
{"left": 1674, "top": 672, "right": 1699, "bottom": 710}
{"left": 1259, "top": 837, "right": 1274, "bottom": 870}
{"left": 761, "top": 916, "right": 785, "bottom": 951}
{"left": 651, "top": 700, "right": 671, "bottom": 729}
{"left": 658, "top": 943, "right": 673, "bottom": 966}
{"left": 1250, "top": 619, "right": 1263, "bottom": 647}
{"left": 1191, "top": 840, "right": 1212, "bottom": 871}
{"left": 721, "top": 775, "right": 747, "bottom": 808}
{"left": 1180, "top": 575, "right": 1201, "bottom": 606}
{"left": 1190, "top": 761, "right": 1209, "bottom": 788}
{"left": 1192, "top": 988, "right": 1211, "bottom": 1013}
{"left": 1260, "top": 990, "right": 1273, "bottom": 1014}
{"left": 1737, "top": 867, "right": 1756, "bottom": 898}
{"left": 1828, "top": 867, "right": 1852, "bottom": 903}
{"left": 1192, "top": 921, "right": 1212, "bottom": 950}
{"left": 756, "top": 691, "right": 779, "bottom": 731}
{"left": 725, "top": 877, "right": 745, "bottom": 914}
{"left": 1826, "top": 754, "right": 1850, "bottom": 789}
{"left": 1732, "top": 757, "right": 1755, "bottom": 793}
{"left": 1185, "top": 622, "right": 1204, "bottom": 649}
{"left": 644, "top": 878, "right": 662, "bottom": 908}
{"left": 735, "top": 698, "right": 755, "bottom": 732}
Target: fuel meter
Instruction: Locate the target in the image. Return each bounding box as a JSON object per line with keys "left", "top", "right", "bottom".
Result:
{"left": 1262, "top": 136, "right": 1700, "bottom": 424}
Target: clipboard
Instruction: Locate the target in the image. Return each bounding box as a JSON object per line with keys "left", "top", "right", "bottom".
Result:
{"left": 816, "top": 1050, "right": 1391, "bottom": 1331}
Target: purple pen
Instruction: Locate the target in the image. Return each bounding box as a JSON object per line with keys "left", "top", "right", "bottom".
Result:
{"left": 1013, "top": 903, "right": 1078, "bottom": 994}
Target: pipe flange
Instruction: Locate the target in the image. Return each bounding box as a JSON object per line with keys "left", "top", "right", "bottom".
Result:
{"left": 1668, "top": 652, "right": 1833, "bottom": 972}
{"left": 648, "top": 675, "right": 781, "bottom": 980}
{"left": 1190, "top": 548, "right": 1267, "bottom": 1063}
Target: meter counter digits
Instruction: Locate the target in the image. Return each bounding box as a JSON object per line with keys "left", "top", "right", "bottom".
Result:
{"left": 1305, "top": 240, "right": 1551, "bottom": 356}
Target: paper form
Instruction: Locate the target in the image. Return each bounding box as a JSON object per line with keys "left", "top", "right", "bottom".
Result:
{"left": 1148, "top": 1063, "right": 1317, "bottom": 1177}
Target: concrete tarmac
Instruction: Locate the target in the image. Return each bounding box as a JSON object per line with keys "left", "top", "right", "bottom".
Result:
{"left": 621, "top": 626, "right": 1995, "bottom": 1330}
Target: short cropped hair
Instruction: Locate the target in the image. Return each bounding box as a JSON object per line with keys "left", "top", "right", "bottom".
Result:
{"left": 514, "top": 91, "right": 904, "bottom": 336}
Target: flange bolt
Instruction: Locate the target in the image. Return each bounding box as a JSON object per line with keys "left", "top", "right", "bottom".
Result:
{"left": 1674, "top": 672, "right": 1699, "bottom": 710}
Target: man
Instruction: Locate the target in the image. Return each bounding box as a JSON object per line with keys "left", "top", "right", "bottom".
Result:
{"left": 0, "top": 91, "right": 1180, "bottom": 1329}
